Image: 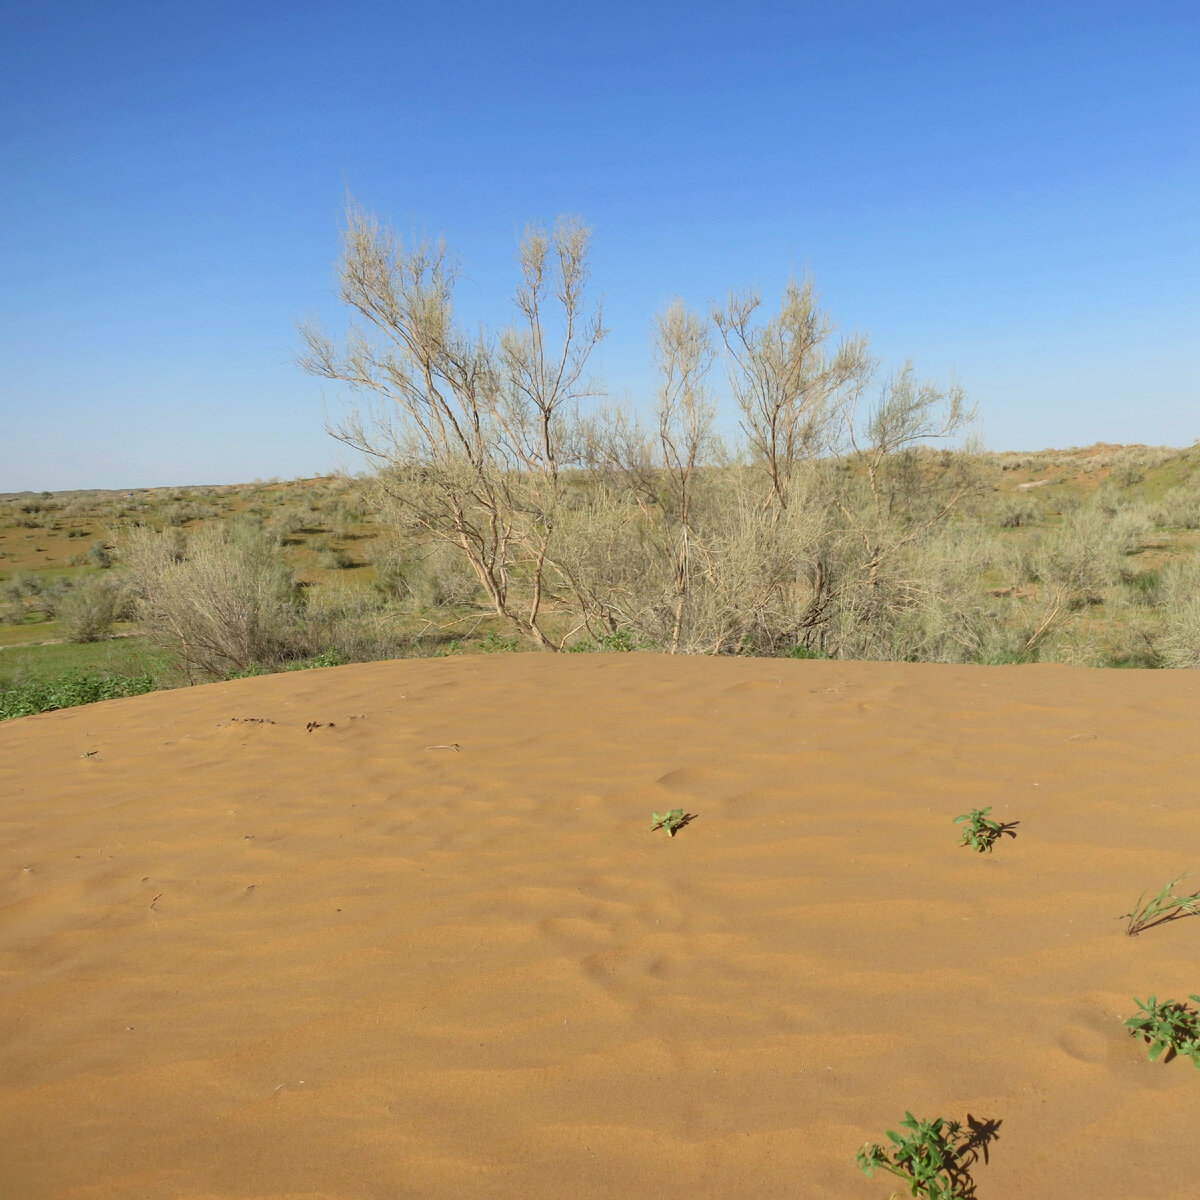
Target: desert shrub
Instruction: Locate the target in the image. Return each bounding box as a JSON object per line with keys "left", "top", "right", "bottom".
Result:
{"left": 123, "top": 523, "right": 308, "bottom": 680}
{"left": 3, "top": 571, "right": 40, "bottom": 603}
{"left": 1094, "top": 482, "right": 1128, "bottom": 517}
{"left": 370, "top": 542, "right": 482, "bottom": 610}
{"left": 996, "top": 496, "right": 1040, "bottom": 527}
{"left": 3, "top": 572, "right": 41, "bottom": 623}
{"left": 268, "top": 508, "right": 311, "bottom": 536}
{"left": 1157, "top": 555, "right": 1200, "bottom": 668}
{"left": 57, "top": 574, "right": 132, "bottom": 642}
{"left": 1124, "top": 568, "right": 1161, "bottom": 605}
{"left": 318, "top": 545, "right": 355, "bottom": 570}
{"left": 28, "top": 576, "right": 75, "bottom": 621}
{"left": 1152, "top": 480, "right": 1200, "bottom": 530}
{"left": 87, "top": 539, "right": 113, "bottom": 568}
{"left": 297, "top": 585, "right": 407, "bottom": 663}
{"left": 323, "top": 497, "right": 363, "bottom": 538}
{"left": 1024, "top": 504, "right": 1147, "bottom": 605}
{"left": 823, "top": 523, "right": 1024, "bottom": 664}
{"left": 1094, "top": 604, "right": 1164, "bottom": 668}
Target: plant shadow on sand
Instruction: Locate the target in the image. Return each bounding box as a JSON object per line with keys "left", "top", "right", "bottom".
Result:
{"left": 859, "top": 1113, "right": 1002, "bottom": 1200}
{"left": 1121, "top": 873, "right": 1200, "bottom": 936}
{"left": 649, "top": 810, "right": 698, "bottom": 837}
{"left": 956, "top": 1115, "right": 1004, "bottom": 1196}
{"left": 929, "top": 1114, "right": 1004, "bottom": 1200}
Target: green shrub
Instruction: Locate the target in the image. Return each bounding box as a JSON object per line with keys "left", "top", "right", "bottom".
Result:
{"left": 1125, "top": 995, "right": 1200, "bottom": 1068}
{"left": 568, "top": 629, "right": 657, "bottom": 653}
{"left": 650, "top": 809, "right": 688, "bottom": 836}
{"left": 783, "top": 642, "right": 825, "bottom": 659}
{"left": 953, "top": 806, "right": 1016, "bottom": 853}
{"left": 476, "top": 631, "right": 519, "bottom": 652}
{"left": 857, "top": 1113, "right": 974, "bottom": 1200}
{"left": 0, "top": 670, "right": 157, "bottom": 720}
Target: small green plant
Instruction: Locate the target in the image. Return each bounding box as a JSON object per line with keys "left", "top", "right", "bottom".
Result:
{"left": 953, "top": 807, "right": 1015, "bottom": 853}
{"left": 476, "top": 631, "right": 520, "bottom": 653}
{"left": 298, "top": 648, "right": 350, "bottom": 669}
{"left": 1125, "top": 994, "right": 1200, "bottom": 1068}
{"left": 783, "top": 642, "right": 825, "bottom": 659}
{"left": 567, "top": 629, "right": 656, "bottom": 653}
{"left": 1121, "top": 872, "right": 1200, "bottom": 936}
{"left": 857, "top": 1112, "right": 971, "bottom": 1200}
{"left": 650, "top": 809, "right": 687, "bottom": 837}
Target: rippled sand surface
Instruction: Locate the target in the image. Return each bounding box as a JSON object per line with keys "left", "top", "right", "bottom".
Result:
{"left": 2, "top": 655, "right": 1198, "bottom": 1199}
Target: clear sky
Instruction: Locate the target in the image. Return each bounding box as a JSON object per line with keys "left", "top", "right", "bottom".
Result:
{"left": 2, "top": 0, "right": 1196, "bottom": 490}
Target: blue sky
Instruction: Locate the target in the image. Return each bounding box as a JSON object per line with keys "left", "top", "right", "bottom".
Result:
{"left": 2, "top": 0, "right": 1196, "bottom": 490}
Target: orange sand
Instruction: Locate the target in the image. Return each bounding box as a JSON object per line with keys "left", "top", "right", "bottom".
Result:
{"left": 2, "top": 655, "right": 1198, "bottom": 1199}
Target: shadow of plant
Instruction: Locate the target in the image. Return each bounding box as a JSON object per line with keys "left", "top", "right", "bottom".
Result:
{"left": 858, "top": 1111, "right": 1002, "bottom": 1200}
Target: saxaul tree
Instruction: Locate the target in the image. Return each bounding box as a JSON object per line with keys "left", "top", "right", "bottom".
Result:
{"left": 302, "top": 207, "right": 979, "bottom": 660}
{"left": 713, "top": 278, "right": 873, "bottom": 512}
{"left": 711, "top": 278, "right": 977, "bottom": 656}
{"left": 301, "top": 205, "right": 604, "bottom": 650}
{"left": 575, "top": 301, "right": 719, "bottom": 651}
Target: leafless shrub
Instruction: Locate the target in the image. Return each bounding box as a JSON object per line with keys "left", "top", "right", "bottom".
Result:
{"left": 299, "top": 209, "right": 1010, "bottom": 661}
{"left": 302, "top": 206, "right": 605, "bottom": 651}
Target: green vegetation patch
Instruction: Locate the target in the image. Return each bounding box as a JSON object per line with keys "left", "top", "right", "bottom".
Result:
{"left": 857, "top": 1112, "right": 978, "bottom": 1200}
{"left": 1125, "top": 994, "right": 1200, "bottom": 1068}
{"left": 0, "top": 669, "right": 157, "bottom": 720}
{"left": 0, "top": 636, "right": 170, "bottom": 687}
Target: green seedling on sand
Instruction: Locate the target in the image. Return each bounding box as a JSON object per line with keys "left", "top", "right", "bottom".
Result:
{"left": 953, "top": 807, "right": 1013, "bottom": 854}
{"left": 857, "top": 1113, "right": 971, "bottom": 1200}
{"left": 1125, "top": 995, "right": 1200, "bottom": 1068}
{"left": 1121, "top": 872, "right": 1200, "bottom": 936}
{"left": 650, "top": 809, "right": 687, "bottom": 837}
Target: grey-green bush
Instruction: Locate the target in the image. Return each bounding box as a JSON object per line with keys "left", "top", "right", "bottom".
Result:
{"left": 123, "top": 523, "right": 308, "bottom": 680}
{"left": 57, "top": 574, "right": 132, "bottom": 642}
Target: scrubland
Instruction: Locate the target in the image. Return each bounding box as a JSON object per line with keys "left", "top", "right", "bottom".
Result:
{"left": 8, "top": 215, "right": 1200, "bottom": 1200}
{"left": 3, "top": 215, "right": 1199, "bottom": 719}
{"left": 1, "top": 438, "right": 1199, "bottom": 719}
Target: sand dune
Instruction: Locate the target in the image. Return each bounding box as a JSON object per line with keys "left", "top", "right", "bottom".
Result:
{"left": 2, "top": 655, "right": 1199, "bottom": 1199}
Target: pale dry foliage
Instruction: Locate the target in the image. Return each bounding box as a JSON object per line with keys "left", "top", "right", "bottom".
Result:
{"left": 1157, "top": 556, "right": 1200, "bottom": 668}
{"left": 37, "top": 209, "right": 1199, "bottom": 669}
{"left": 302, "top": 206, "right": 992, "bottom": 658}
{"left": 123, "top": 524, "right": 306, "bottom": 680}
{"left": 57, "top": 574, "right": 132, "bottom": 643}
{"left": 301, "top": 206, "right": 603, "bottom": 651}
